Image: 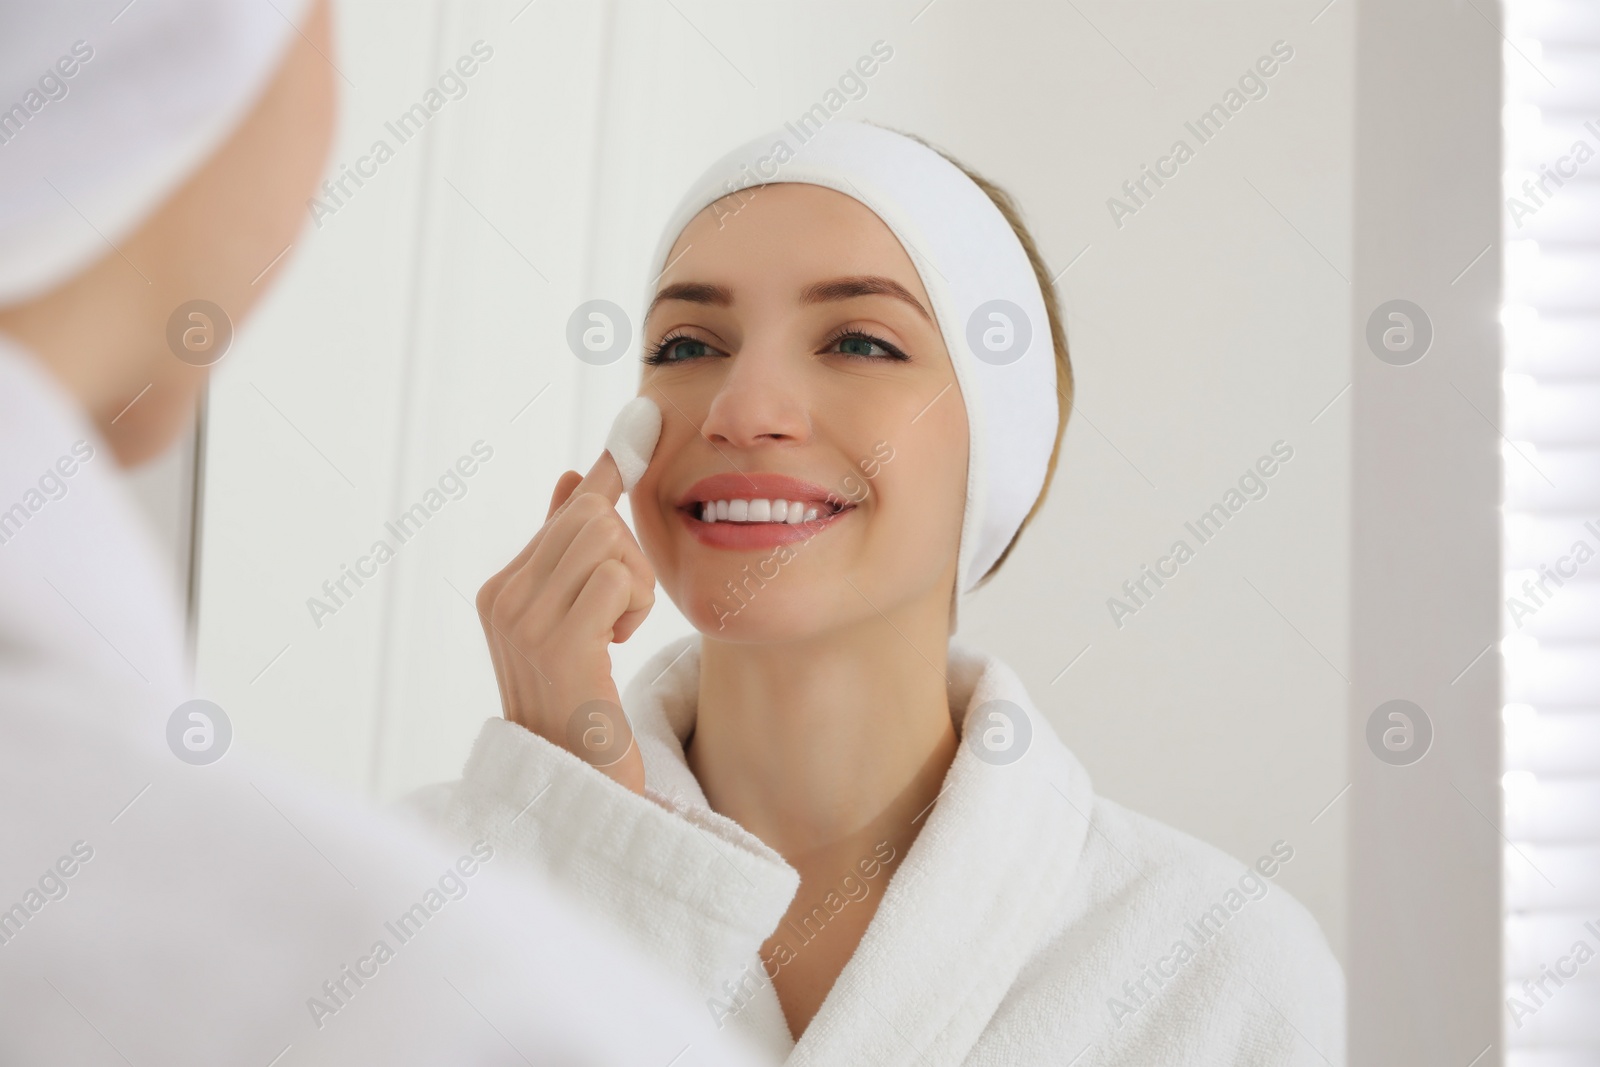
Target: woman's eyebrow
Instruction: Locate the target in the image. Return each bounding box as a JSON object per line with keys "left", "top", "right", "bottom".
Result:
{"left": 646, "top": 276, "right": 932, "bottom": 323}
{"left": 801, "top": 275, "right": 931, "bottom": 322}
{"left": 646, "top": 281, "right": 731, "bottom": 320}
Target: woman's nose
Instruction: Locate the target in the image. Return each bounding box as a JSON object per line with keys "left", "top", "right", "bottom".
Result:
{"left": 699, "top": 341, "right": 811, "bottom": 449}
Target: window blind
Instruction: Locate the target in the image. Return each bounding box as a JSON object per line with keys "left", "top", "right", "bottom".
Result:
{"left": 1501, "top": 2, "right": 1600, "bottom": 1061}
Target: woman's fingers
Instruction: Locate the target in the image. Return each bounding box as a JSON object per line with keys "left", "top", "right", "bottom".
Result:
{"left": 482, "top": 490, "right": 654, "bottom": 667}
{"left": 482, "top": 448, "right": 625, "bottom": 604}
{"left": 612, "top": 605, "right": 651, "bottom": 645}
{"left": 546, "top": 469, "right": 584, "bottom": 521}
{"left": 501, "top": 504, "right": 653, "bottom": 641}
{"left": 565, "top": 558, "right": 636, "bottom": 646}
{"left": 480, "top": 457, "right": 608, "bottom": 612}
{"left": 485, "top": 493, "right": 604, "bottom": 628}
{"left": 548, "top": 510, "right": 653, "bottom": 618}
{"left": 480, "top": 467, "right": 585, "bottom": 608}
{"left": 556, "top": 449, "right": 626, "bottom": 513}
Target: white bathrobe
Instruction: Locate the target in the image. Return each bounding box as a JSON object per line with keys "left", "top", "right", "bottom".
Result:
{"left": 0, "top": 336, "right": 765, "bottom": 1066}
{"left": 410, "top": 633, "right": 1346, "bottom": 1066}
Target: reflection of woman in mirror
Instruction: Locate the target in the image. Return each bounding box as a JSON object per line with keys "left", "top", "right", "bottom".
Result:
{"left": 412, "top": 120, "right": 1342, "bottom": 1063}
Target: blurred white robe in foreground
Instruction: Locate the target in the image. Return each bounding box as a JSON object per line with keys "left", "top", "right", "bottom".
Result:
{"left": 0, "top": 336, "right": 768, "bottom": 1066}
{"left": 413, "top": 632, "right": 1347, "bottom": 1066}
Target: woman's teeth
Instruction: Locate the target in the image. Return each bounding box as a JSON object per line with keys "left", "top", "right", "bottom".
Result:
{"left": 699, "top": 498, "right": 821, "bottom": 524}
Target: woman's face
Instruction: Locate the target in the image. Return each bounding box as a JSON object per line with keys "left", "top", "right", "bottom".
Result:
{"left": 631, "top": 182, "right": 969, "bottom": 642}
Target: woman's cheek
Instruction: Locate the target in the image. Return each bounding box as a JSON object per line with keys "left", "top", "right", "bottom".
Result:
{"left": 838, "top": 470, "right": 872, "bottom": 506}
{"left": 897, "top": 434, "right": 966, "bottom": 550}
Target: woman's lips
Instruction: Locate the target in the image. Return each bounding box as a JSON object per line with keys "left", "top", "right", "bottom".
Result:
{"left": 675, "top": 470, "right": 855, "bottom": 551}
{"left": 677, "top": 471, "right": 842, "bottom": 510}
{"left": 679, "top": 500, "right": 853, "bottom": 550}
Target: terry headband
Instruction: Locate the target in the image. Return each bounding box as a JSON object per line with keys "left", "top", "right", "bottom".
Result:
{"left": 639, "top": 120, "right": 1059, "bottom": 628}
{"left": 0, "top": 0, "right": 308, "bottom": 306}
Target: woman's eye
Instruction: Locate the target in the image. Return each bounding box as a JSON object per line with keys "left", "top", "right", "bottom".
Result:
{"left": 828, "top": 331, "right": 909, "bottom": 362}
{"left": 838, "top": 335, "right": 882, "bottom": 358}
{"left": 665, "top": 338, "right": 710, "bottom": 361}
{"left": 645, "top": 330, "right": 908, "bottom": 365}
{"left": 645, "top": 336, "right": 713, "bottom": 364}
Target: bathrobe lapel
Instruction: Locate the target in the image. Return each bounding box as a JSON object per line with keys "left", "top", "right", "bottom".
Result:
{"left": 625, "top": 635, "right": 1096, "bottom": 1065}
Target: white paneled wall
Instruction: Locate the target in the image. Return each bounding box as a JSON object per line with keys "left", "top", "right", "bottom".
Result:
{"left": 195, "top": 0, "right": 1351, "bottom": 955}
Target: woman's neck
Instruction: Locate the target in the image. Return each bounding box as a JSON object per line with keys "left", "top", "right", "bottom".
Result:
{"left": 685, "top": 595, "right": 960, "bottom": 866}
{"left": 682, "top": 576, "right": 963, "bottom": 1037}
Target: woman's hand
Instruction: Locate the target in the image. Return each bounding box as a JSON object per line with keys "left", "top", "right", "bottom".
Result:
{"left": 475, "top": 449, "right": 655, "bottom": 795}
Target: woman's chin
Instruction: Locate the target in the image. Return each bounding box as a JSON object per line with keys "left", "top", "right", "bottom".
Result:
{"left": 684, "top": 588, "right": 835, "bottom": 645}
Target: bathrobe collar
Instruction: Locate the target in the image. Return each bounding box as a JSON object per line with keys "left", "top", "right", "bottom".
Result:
{"left": 0, "top": 336, "right": 189, "bottom": 717}
{"left": 622, "top": 633, "right": 1097, "bottom": 1064}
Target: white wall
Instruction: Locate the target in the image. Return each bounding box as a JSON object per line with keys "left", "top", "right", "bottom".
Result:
{"left": 195, "top": 0, "right": 1351, "bottom": 958}
{"left": 1348, "top": 0, "right": 1504, "bottom": 1061}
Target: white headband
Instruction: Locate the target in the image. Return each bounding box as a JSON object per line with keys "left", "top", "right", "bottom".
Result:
{"left": 641, "top": 120, "right": 1059, "bottom": 630}
{"left": 0, "top": 0, "right": 308, "bottom": 307}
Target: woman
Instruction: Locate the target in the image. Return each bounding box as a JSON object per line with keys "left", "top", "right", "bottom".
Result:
{"left": 411, "top": 120, "right": 1343, "bottom": 1065}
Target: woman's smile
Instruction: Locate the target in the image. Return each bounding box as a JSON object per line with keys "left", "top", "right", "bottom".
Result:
{"left": 676, "top": 469, "right": 857, "bottom": 550}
